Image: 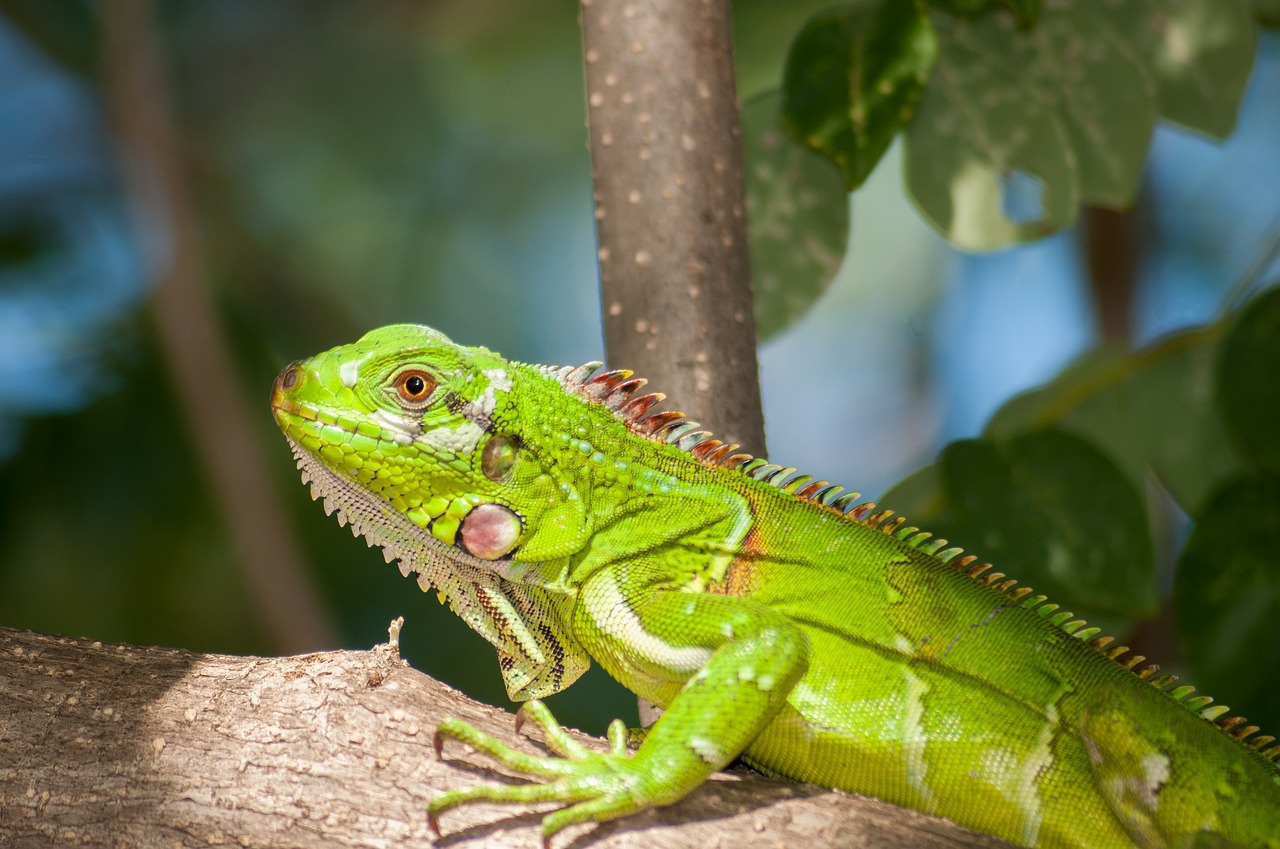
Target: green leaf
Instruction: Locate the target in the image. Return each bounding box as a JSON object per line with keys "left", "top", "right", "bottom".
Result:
{"left": 987, "top": 330, "right": 1247, "bottom": 515}
{"left": 782, "top": 0, "right": 938, "bottom": 190}
{"left": 1128, "top": 0, "right": 1257, "bottom": 138}
{"left": 1255, "top": 0, "right": 1280, "bottom": 28}
{"left": 927, "top": 0, "right": 994, "bottom": 16}
{"left": 932, "top": 429, "right": 1157, "bottom": 617}
{"left": 1175, "top": 476, "right": 1280, "bottom": 727}
{"left": 1216, "top": 285, "right": 1280, "bottom": 474}
{"left": 741, "top": 91, "right": 850, "bottom": 341}
{"left": 905, "top": 3, "right": 1161, "bottom": 249}
{"left": 928, "top": 0, "right": 1042, "bottom": 28}
{"left": 900, "top": 0, "right": 1255, "bottom": 249}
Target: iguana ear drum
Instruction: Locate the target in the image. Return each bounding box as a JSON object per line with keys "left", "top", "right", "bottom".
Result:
{"left": 459, "top": 503, "right": 522, "bottom": 560}
{"left": 482, "top": 434, "right": 520, "bottom": 482}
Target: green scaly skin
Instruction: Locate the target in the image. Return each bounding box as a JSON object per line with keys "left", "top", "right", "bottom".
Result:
{"left": 271, "top": 324, "right": 1280, "bottom": 848}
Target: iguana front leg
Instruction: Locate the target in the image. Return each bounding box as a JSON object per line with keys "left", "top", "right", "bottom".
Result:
{"left": 429, "top": 570, "right": 810, "bottom": 843}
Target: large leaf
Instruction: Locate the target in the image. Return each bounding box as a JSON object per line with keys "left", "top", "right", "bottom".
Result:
{"left": 741, "top": 91, "right": 850, "bottom": 340}
{"left": 1130, "top": 0, "right": 1257, "bottom": 138}
{"left": 882, "top": 429, "right": 1156, "bottom": 622}
{"left": 905, "top": 4, "right": 1157, "bottom": 249}
{"left": 782, "top": 0, "right": 938, "bottom": 190}
{"left": 1175, "top": 476, "right": 1280, "bottom": 726}
{"left": 1256, "top": 0, "right": 1280, "bottom": 28}
{"left": 933, "top": 429, "right": 1156, "bottom": 617}
{"left": 928, "top": 0, "right": 1041, "bottom": 28}
{"left": 900, "top": 0, "right": 1255, "bottom": 249}
{"left": 1215, "top": 285, "right": 1280, "bottom": 474}
{"left": 986, "top": 330, "right": 1246, "bottom": 515}
{"left": 903, "top": 14, "right": 1076, "bottom": 249}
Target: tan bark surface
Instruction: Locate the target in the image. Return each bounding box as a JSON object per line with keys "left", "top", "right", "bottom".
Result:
{"left": 0, "top": 625, "right": 1015, "bottom": 849}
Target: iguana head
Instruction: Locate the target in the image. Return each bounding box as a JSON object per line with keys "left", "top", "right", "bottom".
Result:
{"left": 270, "top": 323, "right": 540, "bottom": 560}
{"left": 271, "top": 323, "right": 592, "bottom": 698}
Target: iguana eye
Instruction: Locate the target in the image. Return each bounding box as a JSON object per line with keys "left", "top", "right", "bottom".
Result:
{"left": 393, "top": 369, "right": 436, "bottom": 405}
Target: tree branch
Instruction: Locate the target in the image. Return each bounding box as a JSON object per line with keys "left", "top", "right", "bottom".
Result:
{"left": 0, "top": 625, "right": 1013, "bottom": 849}
{"left": 582, "top": 0, "right": 766, "bottom": 458}
{"left": 99, "top": 0, "right": 335, "bottom": 653}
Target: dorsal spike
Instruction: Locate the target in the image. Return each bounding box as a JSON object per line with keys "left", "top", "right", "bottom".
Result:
{"left": 905, "top": 530, "right": 932, "bottom": 546}
{"left": 794, "top": 480, "right": 828, "bottom": 500}
{"left": 863, "top": 508, "right": 894, "bottom": 528}
{"left": 619, "top": 392, "right": 665, "bottom": 422}
{"left": 721, "top": 452, "right": 755, "bottom": 469}
{"left": 689, "top": 439, "right": 724, "bottom": 460}
{"left": 849, "top": 501, "right": 877, "bottom": 521}
{"left": 583, "top": 368, "right": 634, "bottom": 399}
{"left": 1136, "top": 664, "right": 1161, "bottom": 680}
{"left": 749, "top": 463, "right": 786, "bottom": 482}
{"left": 602, "top": 377, "right": 647, "bottom": 410}
{"left": 815, "top": 485, "right": 846, "bottom": 504}
{"left": 639, "top": 410, "right": 685, "bottom": 435}
{"left": 831, "top": 491, "right": 862, "bottom": 512}
{"left": 659, "top": 420, "right": 703, "bottom": 442}
{"left": 770, "top": 468, "right": 801, "bottom": 488}
{"left": 676, "top": 430, "right": 713, "bottom": 451}
{"left": 1216, "top": 715, "right": 1247, "bottom": 731}
{"left": 881, "top": 516, "right": 907, "bottom": 535}
{"left": 563, "top": 361, "right": 602, "bottom": 386}
{"left": 705, "top": 443, "right": 740, "bottom": 465}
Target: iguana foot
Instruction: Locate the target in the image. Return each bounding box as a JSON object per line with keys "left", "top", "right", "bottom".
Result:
{"left": 429, "top": 700, "right": 654, "bottom": 845}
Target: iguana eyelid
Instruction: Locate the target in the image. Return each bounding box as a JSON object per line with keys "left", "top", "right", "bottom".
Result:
{"left": 389, "top": 368, "right": 437, "bottom": 408}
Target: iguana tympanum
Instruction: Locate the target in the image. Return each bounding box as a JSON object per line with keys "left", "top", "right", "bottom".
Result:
{"left": 271, "top": 324, "right": 1280, "bottom": 848}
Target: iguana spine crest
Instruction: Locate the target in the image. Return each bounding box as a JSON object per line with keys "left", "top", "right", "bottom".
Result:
{"left": 549, "top": 359, "right": 1280, "bottom": 764}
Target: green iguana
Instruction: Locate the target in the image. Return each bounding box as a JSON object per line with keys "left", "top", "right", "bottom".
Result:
{"left": 271, "top": 324, "right": 1280, "bottom": 848}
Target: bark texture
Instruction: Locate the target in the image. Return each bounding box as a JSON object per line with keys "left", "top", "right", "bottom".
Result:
{"left": 582, "top": 0, "right": 766, "bottom": 458}
{"left": 0, "top": 626, "right": 1014, "bottom": 849}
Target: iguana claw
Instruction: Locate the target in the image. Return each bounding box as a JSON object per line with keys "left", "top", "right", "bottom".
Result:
{"left": 428, "top": 700, "right": 652, "bottom": 844}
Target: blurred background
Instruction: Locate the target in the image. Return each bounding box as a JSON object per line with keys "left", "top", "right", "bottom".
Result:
{"left": 1, "top": 0, "right": 1277, "bottom": 732}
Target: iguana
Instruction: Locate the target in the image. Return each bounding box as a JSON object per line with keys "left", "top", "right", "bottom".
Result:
{"left": 271, "top": 324, "right": 1280, "bottom": 848}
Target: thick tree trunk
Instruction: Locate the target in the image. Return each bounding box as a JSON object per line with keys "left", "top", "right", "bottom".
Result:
{"left": 0, "top": 625, "right": 1013, "bottom": 849}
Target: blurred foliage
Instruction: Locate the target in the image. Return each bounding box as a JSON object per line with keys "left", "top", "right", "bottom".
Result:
{"left": 740, "top": 90, "right": 848, "bottom": 340}
{"left": 884, "top": 285, "right": 1280, "bottom": 722}
{"left": 0, "top": 0, "right": 1277, "bottom": 743}
{"left": 781, "top": 0, "right": 936, "bottom": 191}
{"left": 780, "top": 0, "right": 1258, "bottom": 250}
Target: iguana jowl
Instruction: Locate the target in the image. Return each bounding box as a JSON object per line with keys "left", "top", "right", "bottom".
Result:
{"left": 271, "top": 324, "right": 1280, "bottom": 848}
